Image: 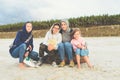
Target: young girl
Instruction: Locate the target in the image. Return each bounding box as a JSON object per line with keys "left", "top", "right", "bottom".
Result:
{"left": 9, "top": 22, "right": 39, "bottom": 69}
{"left": 71, "top": 29, "right": 93, "bottom": 69}
{"left": 38, "top": 23, "right": 62, "bottom": 66}
{"left": 58, "top": 20, "right": 74, "bottom": 67}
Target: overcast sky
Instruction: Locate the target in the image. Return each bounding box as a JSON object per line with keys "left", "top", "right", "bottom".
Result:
{"left": 0, "top": 0, "right": 120, "bottom": 25}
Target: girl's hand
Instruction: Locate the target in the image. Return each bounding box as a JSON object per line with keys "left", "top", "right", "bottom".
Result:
{"left": 82, "top": 46, "right": 87, "bottom": 49}
{"left": 77, "top": 44, "right": 82, "bottom": 48}
{"left": 82, "top": 47, "right": 85, "bottom": 49}
{"left": 24, "top": 51, "right": 29, "bottom": 57}
{"left": 28, "top": 45, "right": 32, "bottom": 51}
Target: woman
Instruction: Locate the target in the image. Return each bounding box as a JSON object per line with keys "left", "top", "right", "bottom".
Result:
{"left": 9, "top": 22, "right": 39, "bottom": 69}
{"left": 39, "top": 23, "right": 62, "bottom": 66}
{"left": 58, "top": 20, "right": 74, "bottom": 67}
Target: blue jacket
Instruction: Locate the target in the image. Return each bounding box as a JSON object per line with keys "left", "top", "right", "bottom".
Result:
{"left": 9, "top": 22, "right": 33, "bottom": 54}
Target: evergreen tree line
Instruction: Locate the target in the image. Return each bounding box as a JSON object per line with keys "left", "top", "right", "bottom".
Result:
{"left": 0, "top": 14, "right": 120, "bottom": 32}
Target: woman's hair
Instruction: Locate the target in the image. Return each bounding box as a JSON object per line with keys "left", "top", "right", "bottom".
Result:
{"left": 53, "top": 23, "right": 60, "bottom": 28}
{"left": 71, "top": 28, "right": 81, "bottom": 39}
{"left": 51, "top": 23, "right": 60, "bottom": 33}
{"left": 24, "top": 21, "right": 32, "bottom": 26}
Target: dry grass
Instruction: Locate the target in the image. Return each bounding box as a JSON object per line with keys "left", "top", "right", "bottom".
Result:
{"left": 80, "top": 25, "right": 120, "bottom": 37}
{"left": 0, "top": 25, "right": 120, "bottom": 38}
{"left": 0, "top": 32, "right": 17, "bottom": 38}
{"left": 0, "top": 30, "right": 48, "bottom": 38}
{"left": 32, "top": 29, "right": 48, "bottom": 38}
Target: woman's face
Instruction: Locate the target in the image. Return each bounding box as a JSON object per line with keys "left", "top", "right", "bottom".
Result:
{"left": 26, "top": 23, "right": 32, "bottom": 33}
{"left": 61, "top": 22, "right": 67, "bottom": 31}
{"left": 52, "top": 25, "right": 60, "bottom": 34}
{"left": 73, "top": 31, "right": 81, "bottom": 39}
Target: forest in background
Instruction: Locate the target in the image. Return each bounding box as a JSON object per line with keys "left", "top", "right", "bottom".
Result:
{"left": 0, "top": 14, "right": 120, "bottom": 32}
{"left": 0, "top": 14, "right": 120, "bottom": 38}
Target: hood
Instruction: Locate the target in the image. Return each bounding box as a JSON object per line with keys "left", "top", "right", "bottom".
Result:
{"left": 22, "top": 22, "right": 32, "bottom": 34}
{"left": 48, "top": 23, "right": 60, "bottom": 34}
{"left": 60, "top": 19, "right": 70, "bottom": 32}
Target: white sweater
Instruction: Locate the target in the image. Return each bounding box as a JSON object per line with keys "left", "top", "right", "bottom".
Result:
{"left": 43, "top": 31, "right": 62, "bottom": 49}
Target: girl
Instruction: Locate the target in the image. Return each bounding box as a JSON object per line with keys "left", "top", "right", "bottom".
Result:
{"left": 39, "top": 23, "right": 62, "bottom": 66}
{"left": 58, "top": 20, "right": 74, "bottom": 67}
{"left": 9, "top": 22, "right": 39, "bottom": 69}
{"left": 71, "top": 29, "right": 93, "bottom": 69}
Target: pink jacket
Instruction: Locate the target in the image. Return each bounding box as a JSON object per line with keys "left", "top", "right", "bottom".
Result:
{"left": 71, "top": 37, "right": 85, "bottom": 52}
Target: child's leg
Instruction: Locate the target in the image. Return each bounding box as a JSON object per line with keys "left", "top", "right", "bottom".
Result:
{"left": 81, "top": 49, "right": 92, "bottom": 68}
{"left": 76, "top": 54, "right": 81, "bottom": 69}
{"left": 75, "top": 49, "right": 81, "bottom": 69}
{"left": 83, "top": 56, "right": 93, "bottom": 68}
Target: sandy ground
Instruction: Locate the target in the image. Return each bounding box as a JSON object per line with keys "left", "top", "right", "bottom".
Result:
{"left": 0, "top": 37, "right": 120, "bottom": 80}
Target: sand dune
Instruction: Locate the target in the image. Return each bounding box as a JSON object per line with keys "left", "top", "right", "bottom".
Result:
{"left": 0, "top": 37, "right": 120, "bottom": 80}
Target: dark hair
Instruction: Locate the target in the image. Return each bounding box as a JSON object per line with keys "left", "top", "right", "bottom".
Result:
{"left": 24, "top": 21, "right": 32, "bottom": 26}
{"left": 71, "top": 28, "right": 81, "bottom": 39}
{"left": 53, "top": 23, "right": 60, "bottom": 28}
{"left": 51, "top": 23, "right": 60, "bottom": 34}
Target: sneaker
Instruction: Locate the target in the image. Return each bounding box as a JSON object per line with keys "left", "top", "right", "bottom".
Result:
{"left": 69, "top": 61, "right": 75, "bottom": 67}
{"left": 58, "top": 61, "right": 65, "bottom": 67}
{"left": 23, "top": 57, "right": 35, "bottom": 67}
{"left": 52, "top": 61, "right": 57, "bottom": 67}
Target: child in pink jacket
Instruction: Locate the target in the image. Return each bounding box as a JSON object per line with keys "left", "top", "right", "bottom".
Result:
{"left": 71, "top": 29, "right": 93, "bottom": 69}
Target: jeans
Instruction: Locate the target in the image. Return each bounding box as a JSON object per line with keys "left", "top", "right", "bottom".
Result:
{"left": 75, "top": 48, "right": 89, "bottom": 56}
{"left": 58, "top": 42, "right": 73, "bottom": 61}
{"left": 11, "top": 43, "right": 39, "bottom": 63}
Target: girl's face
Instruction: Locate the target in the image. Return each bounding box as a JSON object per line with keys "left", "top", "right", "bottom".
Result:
{"left": 61, "top": 22, "right": 67, "bottom": 31}
{"left": 26, "top": 23, "right": 32, "bottom": 33}
{"left": 73, "top": 31, "right": 81, "bottom": 39}
{"left": 52, "top": 25, "right": 60, "bottom": 34}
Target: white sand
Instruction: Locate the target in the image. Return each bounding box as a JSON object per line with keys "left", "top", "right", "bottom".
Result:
{"left": 0, "top": 37, "right": 120, "bottom": 80}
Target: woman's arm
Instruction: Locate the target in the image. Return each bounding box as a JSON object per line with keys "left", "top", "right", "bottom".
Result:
{"left": 43, "top": 32, "right": 49, "bottom": 45}
{"left": 14, "top": 31, "right": 23, "bottom": 46}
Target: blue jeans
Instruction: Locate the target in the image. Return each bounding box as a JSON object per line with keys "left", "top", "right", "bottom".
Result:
{"left": 76, "top": 48, "right": 89, "bottom": 56}
{"left": 11, "top": 43, "right": 39, "bottom": 63}
{"left": 58, "top": 42, "right": 73, "bottom": 61}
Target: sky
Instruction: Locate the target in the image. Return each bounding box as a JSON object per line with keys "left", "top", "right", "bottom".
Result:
{"left": 0, "top": 0, "right": 120, "bottom": 25}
